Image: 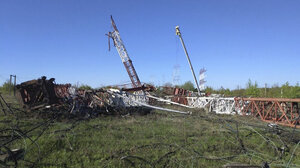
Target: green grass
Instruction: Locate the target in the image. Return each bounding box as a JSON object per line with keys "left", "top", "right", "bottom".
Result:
{"left": 0, "top": 93, "right": 300, "bottom": 168}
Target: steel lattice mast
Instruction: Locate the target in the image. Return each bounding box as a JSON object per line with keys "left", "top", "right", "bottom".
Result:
{"left": 107, "top": 16, "right": 142, "bottom": 88}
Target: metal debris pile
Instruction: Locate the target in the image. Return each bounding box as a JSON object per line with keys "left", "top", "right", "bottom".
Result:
{"left": 161, "top": 86, "right": 236, "bottom": 114}
{"left": 15, "top": 76, "right": 153, "bottom": 117}
{"left": 155, "top": 86, "right": 300, "bottom": 128}
{"left": 10, "top": 76, "right": 300, "bottom": 128}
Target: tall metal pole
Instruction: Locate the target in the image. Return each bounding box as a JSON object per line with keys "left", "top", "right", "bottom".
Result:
{"left": 13, "top": 75, "right": 16, "bottom": 96}
{"left": 175, "top": 26, "right": 201, "bottom": 96}
{"left": 9, "top": 75, "right": 12, "bottom": 95}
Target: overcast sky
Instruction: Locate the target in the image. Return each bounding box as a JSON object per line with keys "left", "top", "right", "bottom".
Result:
{"left": 1, "top": 0, "right": 300, "bottom": 89}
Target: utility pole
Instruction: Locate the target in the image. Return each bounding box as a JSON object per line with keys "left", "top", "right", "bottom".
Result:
{"left": 13, "top": 75, "right": 16, "bottom": 96}
{"left": 9, "top": 75, "right": 12, "bottom": 94}
{"left": 175, "top": 26, "right": 201, "bottom": 96}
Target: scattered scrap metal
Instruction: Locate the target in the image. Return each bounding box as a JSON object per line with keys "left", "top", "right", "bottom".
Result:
{"left": 12, "top": 76, "right": 300, "bottom": 128}
{"left": 14, "top": 76, "right": 151, "bottom": 116}
{"left": 14, "top": 76, "right": 191, "bottom": 117}
{"left": 159, "top": 86, "right": 300, "bottom": 128}
{"left": 15, "top": 76, "right": 70, "bottom": 110}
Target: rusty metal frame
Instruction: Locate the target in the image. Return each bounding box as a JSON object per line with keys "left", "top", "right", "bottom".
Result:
{"left": 15, "top": 77, "right": 71, "bottom": 110}
{"left": 234, "top": 97, "right": 300, "bottom": 128}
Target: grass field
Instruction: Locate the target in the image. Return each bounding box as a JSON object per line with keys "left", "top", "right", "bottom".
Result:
{"left": 0, "top": 93, "right": 300, "bottom": 168}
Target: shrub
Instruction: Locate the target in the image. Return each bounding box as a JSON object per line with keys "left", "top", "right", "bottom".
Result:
{"left": 0, "top": 80, "right": 14, "bottom": 92}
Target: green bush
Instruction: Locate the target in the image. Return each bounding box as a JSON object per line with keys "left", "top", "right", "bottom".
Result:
{"left": 78, "top": 84, "right": 93, "bottom": 90}
{"left": 0, "top": 80, "right": 14, "bottom": 92}
{"left": 245, "top": 79, "right": 260, "bottom": 97}
{"left": 180, "top": 81, "right": 195, "bottom": 91}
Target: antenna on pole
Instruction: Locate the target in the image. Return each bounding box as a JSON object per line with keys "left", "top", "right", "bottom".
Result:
{"left": 175, "top": 26, "right": 201, "bottom": 96}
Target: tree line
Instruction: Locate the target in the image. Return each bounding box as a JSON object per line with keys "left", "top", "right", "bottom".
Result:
{"left": 2, "top": 78, "right": 300, "bottom": 99}
{"left": 167, "top": 79, "right": 300, "bottom": 99}
{"left": 206, "top": 79, "right": 300, "bottom": 98}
